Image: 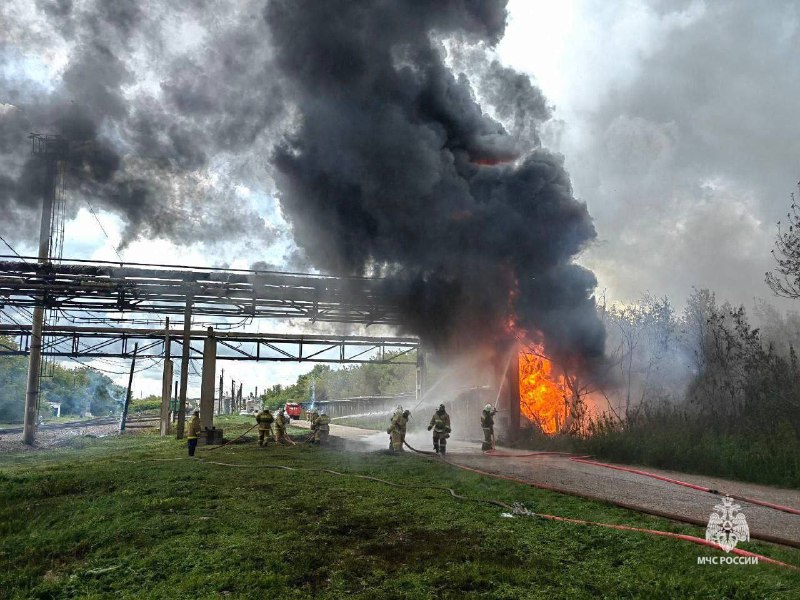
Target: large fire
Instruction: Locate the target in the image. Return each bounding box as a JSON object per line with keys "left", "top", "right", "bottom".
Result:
{"left": 518, "top": 348, "right": 568, "bottom": 434}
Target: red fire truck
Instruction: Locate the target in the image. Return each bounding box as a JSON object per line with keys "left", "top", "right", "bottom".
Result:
{"left": 284, "top": 402, "right": 302, "bottom": 420}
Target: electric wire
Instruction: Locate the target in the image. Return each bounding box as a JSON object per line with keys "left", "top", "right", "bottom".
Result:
{"left": 0, "top": 234, "right": 31, "bottom": 264}
{"left": 85, "top": 200, "right": 123, "bottom": 263}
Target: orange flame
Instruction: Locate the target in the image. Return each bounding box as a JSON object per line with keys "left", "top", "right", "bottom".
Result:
{"left": 518, "top": 348, "right": 568, "bottom": 434}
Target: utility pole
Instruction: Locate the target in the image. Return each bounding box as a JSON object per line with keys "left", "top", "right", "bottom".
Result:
{"left": 218, "top": 369, "right": 224, "bottom": 415}
{"left": 176, "top": 297, "right": 193, "bottom": 439}
{"left": 172, "top": 380, "right": 178, "bottom": 422}
{"left": 160, "top": 318, "right": 173, "bottom": 436}
{"left": 231, "top": 380, "right": 236, "bottom": 413}
{"left": 119, "top": 343, "right": 138, "bottom": 432}
{"left": 23, "top": 135, "right": 66, "bottom": 445}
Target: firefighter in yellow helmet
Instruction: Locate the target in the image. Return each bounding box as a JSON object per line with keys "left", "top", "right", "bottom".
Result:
{"left": 275, "top": 408, "right": 289, "bottom": 445}
{"left": 427, "top": 404, "right": 450, "bottom": 455}
{"left": 307, "top": 409, "right": 319, "bottom": 442}
{"left": 400, "top": 409, "right": 410, "bottom": 447}
{"left": 386, "top": 407, "right": 407, "bottom": 453}
{"left": 187, "top": 410, "right": 201, "bottom": 456}
{"left": 255, "top": 408, "right": 274, "bottom": 447}
{"left": 312, "top": 412, "right": 331, "bottom": 445}
{"left": 481, "top": 403, "right": 497, "bottom": 451}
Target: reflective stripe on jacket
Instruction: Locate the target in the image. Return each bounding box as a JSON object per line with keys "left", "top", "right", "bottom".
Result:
{"left": 256, "top": 411, "right": 274, "bottom": 430}
{"left": 429, "top": 411, "right": 450, "bottom": 433}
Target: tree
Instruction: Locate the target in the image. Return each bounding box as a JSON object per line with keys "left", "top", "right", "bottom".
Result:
{"left": 0, "top": 337, "right": 124, "bottom": 421}
{"left": 766, "top": 185, "right": 800, "bottom": 298}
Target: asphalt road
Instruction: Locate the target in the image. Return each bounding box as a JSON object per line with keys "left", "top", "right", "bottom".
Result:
{"left": 295, "top": 420, "right": 800, "bottom": 548}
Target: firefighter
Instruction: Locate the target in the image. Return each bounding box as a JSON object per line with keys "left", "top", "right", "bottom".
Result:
{"left": 275, "top": 408, "right": 289, "bottom": 444}
{"left": 400, "top": 409, "right": 411, "bottom": 447}
{"left": 312, "top": 412, "right": 331, "bottom": 445}
{"left": 427, "top": 404, "right": 451, "bottom": 455}
{"left": 386, "top": 407, "right": 407, "bottom": 453}
{"left": 308, "top": 410, "right": 319, "bottom": 442}
{"left": 481, "top": 403, "right": 497, "bottom": 451}
{"left": 187, "top": 410, "right": 201, "bottom": 456}
{"left": 255, "top": 408, "right": 274, "bottom": 447}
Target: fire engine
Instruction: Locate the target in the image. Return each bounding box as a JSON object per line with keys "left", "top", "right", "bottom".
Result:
{"left": 284, "top": 402, "right": 302, "bottom": 420}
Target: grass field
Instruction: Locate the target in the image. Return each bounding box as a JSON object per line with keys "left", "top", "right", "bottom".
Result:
{"left": 1, "top": 416, "right": 798, "bottom": 599}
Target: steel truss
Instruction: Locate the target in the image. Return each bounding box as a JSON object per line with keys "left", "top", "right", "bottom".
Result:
{"left": 0, "top": 324, "right": 418, "bottom": 364}
{"left": 0, "top": 257, "right": 402, "bottom": 325}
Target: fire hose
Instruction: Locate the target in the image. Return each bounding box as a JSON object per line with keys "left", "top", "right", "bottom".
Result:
{"left": 567, "top": 457, "right": 800, "bottom": 517}
{"left": 401, "top": 439, "right": 799, "bottom": 568}
{"left": 200, "top": 422, "right": 297, "bottom": 451}
{"left": 476, "top": 449, "right": 800, "bottom": 548}
{"left": 200, "top": 424, "right": 258, "bottom": 451}
{"left": 117, "top": 441, "right": 799, "bottom": 571}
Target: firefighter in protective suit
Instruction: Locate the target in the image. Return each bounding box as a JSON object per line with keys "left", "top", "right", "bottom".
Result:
{"left": 400, "top": 409, "right": 410, "bottom": 447}
{"left": 427, "top": 404, "right": 451, "bottom": 455}
{"left": 387, "top": 407, "right": 407, "bottom": 452}
{"left": 275, "top": 409, "right": 290, "bottom": 445}
{"left": 255, "top": 408, "right": 274, "bottom": 447}
{"left": 311, "top": 412, "right": 331, "bottom": 444}
{"left": 187, "top": 410, "right": 201, "bottom": 456}
{"left": 481, "top": 404, "right": 497, "bottom": 451}
{"left": 307, "top": 410, "right": 319, "bottom": 442}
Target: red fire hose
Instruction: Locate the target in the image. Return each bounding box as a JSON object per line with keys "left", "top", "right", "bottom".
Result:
{"left": 568, "top": 457, "right": 800, "bottom": 517}
{"left": 482, "top": 449, "right": 573, "bottom": 458}
{"left": 399, "top": 441, "right": 798, "bottom": 569}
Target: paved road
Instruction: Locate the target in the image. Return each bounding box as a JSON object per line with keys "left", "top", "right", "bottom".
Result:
{"left": 296, "top": 420, "right": 800, "bottom": 547}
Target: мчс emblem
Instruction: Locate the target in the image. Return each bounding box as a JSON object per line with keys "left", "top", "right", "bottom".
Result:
{"left": 705, "top": 496, "right": 750, "bottom": 553}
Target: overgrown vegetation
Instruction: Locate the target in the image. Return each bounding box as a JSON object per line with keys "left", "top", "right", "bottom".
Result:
{"left": 261, "top": 354, "right": 417, "bottom": 408}
{"left": 579, "top": 290, "right": 800, "bottom": 487}
{"left": 0, "top": 336, "right": 125, "bottom": 422}
{"left": 0, "top": 418, "right": 797, "bottom": 598}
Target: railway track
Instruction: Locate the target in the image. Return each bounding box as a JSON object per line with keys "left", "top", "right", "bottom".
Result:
{"left": 0, "top": 414, "right": 160, "bottom": 435}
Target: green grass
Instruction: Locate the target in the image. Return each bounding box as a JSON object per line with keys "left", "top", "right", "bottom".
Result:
{"left": 0, "top": 416, "right": 798, "bottom": 599}
{"left": 579, "top": 420, "right": 800, "bottom": 489}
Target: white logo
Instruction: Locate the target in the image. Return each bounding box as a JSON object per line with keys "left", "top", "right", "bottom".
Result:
{"left": 705, "top": 496, "right": 750, "bottom": 553}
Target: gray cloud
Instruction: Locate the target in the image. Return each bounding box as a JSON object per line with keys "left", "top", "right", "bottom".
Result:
{"left": 568, "top": 0, "right": 800, "bottom": 308}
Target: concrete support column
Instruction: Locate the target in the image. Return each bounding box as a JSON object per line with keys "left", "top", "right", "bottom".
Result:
{"left": 160, "top": 317, "right": 172, "bottom": 436}
{"left": 199, "top": 327, "right": 217, "bottom": 430}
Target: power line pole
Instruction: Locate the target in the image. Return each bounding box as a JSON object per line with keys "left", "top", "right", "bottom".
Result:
{"left": 160, "top": 317, "right": 172, "bottom": 436}
{"left": 23, "top": 135, "right": 66, "bottom": 445}
{"left": 119, "top": 343, "right": 138, "bottom": 432}
{"left": 218, "top": 368, "right": 224, "bottom": 415}
{"left": 176, "top": 297, "right": 192, "bottom": 439}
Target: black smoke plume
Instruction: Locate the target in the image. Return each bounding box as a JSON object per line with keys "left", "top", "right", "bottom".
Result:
{"left": 2, "top": 0, "right": 605, "bottom": 364}
{"left": 266, "top": 0, "right": 604, "bottom": 361}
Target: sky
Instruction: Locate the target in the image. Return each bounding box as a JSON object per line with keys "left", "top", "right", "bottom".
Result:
{"left": 2, "top": 0, "right": 799, "bottom": 396}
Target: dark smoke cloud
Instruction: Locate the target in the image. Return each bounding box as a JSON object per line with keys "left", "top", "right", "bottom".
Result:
{"left": 1, "top": 0, "right": 283, "bottom": 249}
{"left": 2, "top": 0, "right": 605, "bottom": 365}
{"left": 265, "top": 0, "right": 604, "bottom": 361}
